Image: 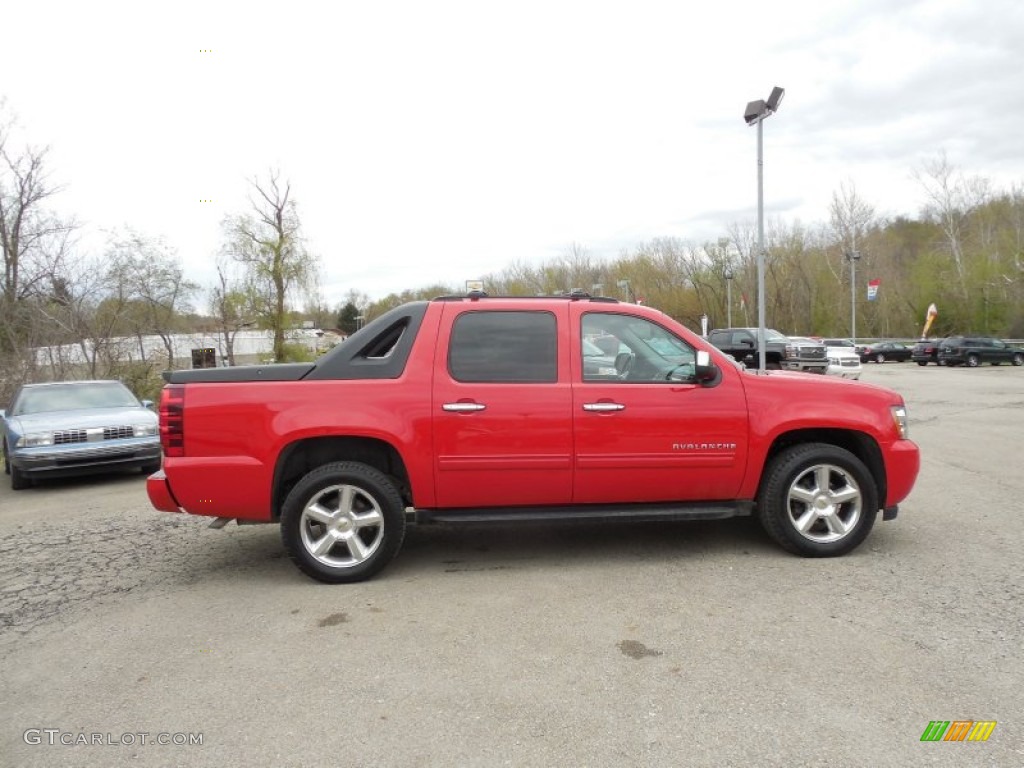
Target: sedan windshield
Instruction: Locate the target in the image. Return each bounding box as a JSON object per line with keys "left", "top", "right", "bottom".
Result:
{"left": 13, "top": 383, "right": 140, "bottom": 416}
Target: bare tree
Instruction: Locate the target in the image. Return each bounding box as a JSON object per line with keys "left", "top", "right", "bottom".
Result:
{"left": 829, "top": 180, "right": 875, "bottom": 258}
{"left": 209, "top": 258, "right": 253, "bottom": 366}
{"left": 222, "top": 171, "right": 319, "bottom": 362}
{"left": 105, "top": 230, "right": 198, "bottom": 369}
{"left": 913, "top": 152, "right": 990, "bottom": 299}
{"left": 0, "top": 105, "right": 77, "bottom": 400}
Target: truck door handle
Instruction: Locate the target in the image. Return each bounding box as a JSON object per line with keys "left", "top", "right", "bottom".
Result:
{"left": 442, "top": 402, "right": 487, "bottom": 412}
{"left": 582, "top": 402, "right": 625, "bottom": 412}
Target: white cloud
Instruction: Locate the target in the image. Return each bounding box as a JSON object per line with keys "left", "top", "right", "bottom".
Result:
{"left": 4, "top": 0, "right": 1024, "bottom": 305}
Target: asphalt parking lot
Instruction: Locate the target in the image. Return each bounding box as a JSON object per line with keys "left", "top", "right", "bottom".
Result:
{"left": 2, "top": 364, "right": 1022, "bottom": 767}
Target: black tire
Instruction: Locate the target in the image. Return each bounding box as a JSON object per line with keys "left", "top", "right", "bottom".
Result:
{"left": 875, "top": 353, "right": 886, "bottom": 364}
{"left": 2, "top": 442, "right": 9, "bottom": 475}
{"left": 916, "top": 361, "right": 927, "bottom": 367}
{"left": 10, "top": 462, "right": 31, "bottom": 491}
{"left": 1012, "top": 353, "right": 1023, "bottom": 366}
{"left": 757, "top": 443, "right": 878, "bottom": 557}
{"left": 280, "top": 461, "right": 406, "bottom": 583}
{"left": 766, "top": 360, "right": 782, "bottom": 371}
{"left": 966, "top": 354, "right": 980, "bottom": 368}
{"left": 141, "top": 461, "right": 162, "bottom": 475}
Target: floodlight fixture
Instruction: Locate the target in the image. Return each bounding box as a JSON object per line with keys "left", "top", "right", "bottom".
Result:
{"left": 744, "top": 99, "right": 767, "bottom": 125}
{"left": 766, "top": 86, "right": 785, "bottom": 111}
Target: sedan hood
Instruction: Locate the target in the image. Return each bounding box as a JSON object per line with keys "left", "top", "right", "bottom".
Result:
{"left": 11, "top": 407, "right": 157, "bottom": 433}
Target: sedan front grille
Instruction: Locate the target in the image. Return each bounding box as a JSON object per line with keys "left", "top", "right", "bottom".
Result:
{"left": 52, "top": 426, "right": 137, "bottom": 444}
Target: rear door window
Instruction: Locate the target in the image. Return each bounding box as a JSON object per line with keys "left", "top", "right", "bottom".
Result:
{"left": 449, "top": 311, "right": 557, "bottom": 383}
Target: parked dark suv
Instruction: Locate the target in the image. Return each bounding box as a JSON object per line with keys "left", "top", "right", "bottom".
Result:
{"left": 937, "top": 336, "right": 1024, "bottom": 367}
{"left": 707, "top": 328, "right": 828, "bottom": 373}
{"left": 911, "top": 339, "right": 945, "bottom": 366}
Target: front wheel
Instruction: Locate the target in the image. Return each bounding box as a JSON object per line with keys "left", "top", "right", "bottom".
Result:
{"left": 10, "top": 462, "right": 31, "bottom": 490}
{"left": 280, "top": 461, "right": 406, "bottom": 583}
{"left": 916, "top": 361, "right": 927, "bottom": 367}
{"left": 757, "top": 443, "right": 878, "bottom": 557}
{"left": 966, "top": 354, "right": 980, "bottom": 368}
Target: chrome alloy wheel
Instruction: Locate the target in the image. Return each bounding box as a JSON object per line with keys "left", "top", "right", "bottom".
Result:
{"left": 299, "top": 484, "right": 385, "bottom": 568}
{"left": 785, "top": 464, "right": 862, "bottom": 544}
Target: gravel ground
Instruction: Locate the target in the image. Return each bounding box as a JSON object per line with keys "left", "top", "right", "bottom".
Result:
{"left": 1, "top": 363, "right": 1022, "bottom": 767}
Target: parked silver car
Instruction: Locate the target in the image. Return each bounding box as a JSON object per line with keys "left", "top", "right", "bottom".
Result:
{"left": 1, "top": 380, "right": 161, "bottom": 490}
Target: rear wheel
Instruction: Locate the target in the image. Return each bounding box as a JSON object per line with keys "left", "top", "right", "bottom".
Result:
{"left": 916, "top": 361, "right": 927, "bottom": 367}
{"left": 875, "top": 353, "right": 886, "bottom": 363}
{"left": 280, "top": 461, "right": 406, "bottom": 583}
{"left": 757, "top": 443, "right": 877, "bottom": 557}
{"left": 1012, "top": 353, "right": 1023, "bottom": 366}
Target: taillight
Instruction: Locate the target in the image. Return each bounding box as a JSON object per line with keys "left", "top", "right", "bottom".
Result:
{"left": 159, "top": 384, "right": 185, "bottom": 457}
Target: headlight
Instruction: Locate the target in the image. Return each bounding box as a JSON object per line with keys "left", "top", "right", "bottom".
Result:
{"left": 17, "top": 432, "right": 53, "bottom": 447}
{"left": 134, "top": 424, "right": 158, "bottom": 437}
{"left": 890, "top": 405, "right": 909, "bottom": 439}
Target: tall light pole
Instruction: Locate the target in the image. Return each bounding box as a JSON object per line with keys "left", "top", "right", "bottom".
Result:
{"left": 724, "top": 266, "right": 734, "bottom": 328}
{"left": 846, "top": 249, "right": 861, "bottom": 344}
{"left": 744, "top": 86, "right": 785, "bottom": 372}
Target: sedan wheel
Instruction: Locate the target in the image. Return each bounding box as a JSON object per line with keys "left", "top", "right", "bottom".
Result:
{"left": 10, "top": 462, "right": 31, "bottom": 490}
{"left": 1013, "top": 353, "right": 1023, "bottom": 366}
{"left": 967, "top": 354, "right": 980, "bottom": 368}
{"left": 876, "top": 353, "right": 886, "bottom": 363}
{"left": 758, "top": 443, "right": 877, "bottom": 556}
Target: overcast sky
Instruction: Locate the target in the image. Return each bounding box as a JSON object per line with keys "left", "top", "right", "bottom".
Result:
{"left": 3, "top": 0, "right": 1023, "bottom": 307}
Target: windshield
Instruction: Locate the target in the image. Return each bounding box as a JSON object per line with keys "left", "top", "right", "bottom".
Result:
{"left": 764, "top": 329, "right": 789, "bottom": 342}
{"left": 13, "top": 382, "right": 140, "bottom": 416}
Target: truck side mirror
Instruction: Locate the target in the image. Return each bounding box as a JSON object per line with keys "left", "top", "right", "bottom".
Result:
{"left": 694, "top": 350, "right": 721, "bottom": 387}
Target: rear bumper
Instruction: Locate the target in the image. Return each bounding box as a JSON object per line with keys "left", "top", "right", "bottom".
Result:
{"left": 147, "top": 470, "right": 182, "bottom": 513}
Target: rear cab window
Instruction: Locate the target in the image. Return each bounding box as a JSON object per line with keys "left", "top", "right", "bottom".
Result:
{"left": 448, "top": 310, "right": 557, "bottom": 383}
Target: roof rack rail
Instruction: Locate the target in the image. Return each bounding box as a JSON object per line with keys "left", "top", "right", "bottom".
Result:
{"left": 433, "top": 292, "right": 619, "bottom": 303}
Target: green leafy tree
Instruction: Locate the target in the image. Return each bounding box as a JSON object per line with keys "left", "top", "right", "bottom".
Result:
{"left": 337, "top": 301, "right": 361, "bottom": 334}
{"left": 222, "top": 171, "right": 319, "bottom": 362}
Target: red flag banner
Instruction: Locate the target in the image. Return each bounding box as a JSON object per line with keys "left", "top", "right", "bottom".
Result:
{"left": 867, "top": 279, "right": 880, "bottom": 301}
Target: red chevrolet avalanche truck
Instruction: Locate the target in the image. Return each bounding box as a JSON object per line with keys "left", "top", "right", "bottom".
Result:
{"left": 148, "top": 294, "right": 919, "bottom": 583}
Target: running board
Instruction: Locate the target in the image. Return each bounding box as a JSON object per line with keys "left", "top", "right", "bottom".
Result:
{"left": 414, "top": 501, "right": 754, "bottom": 525}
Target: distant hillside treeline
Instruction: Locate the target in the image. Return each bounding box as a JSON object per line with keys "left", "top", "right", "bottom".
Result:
{"left": 364, "top": 181, "right": 1024, "bottom": 341}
